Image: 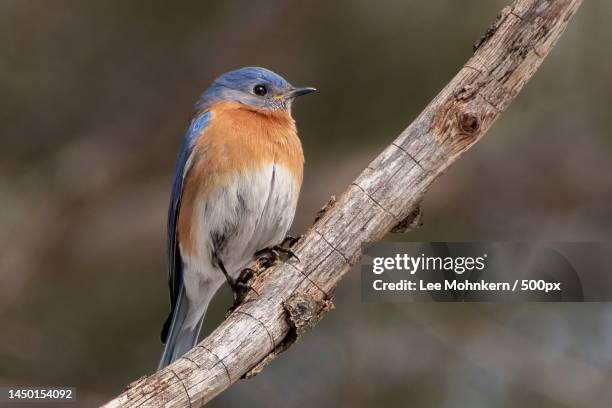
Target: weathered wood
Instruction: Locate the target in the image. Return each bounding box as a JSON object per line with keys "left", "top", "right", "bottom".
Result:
{"left": 103, "top": 1, "right": 582, "bottom": 406}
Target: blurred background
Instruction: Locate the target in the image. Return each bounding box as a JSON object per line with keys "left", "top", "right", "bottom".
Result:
{"left": 1, "top": 0, "right": 611, "bottom": 406}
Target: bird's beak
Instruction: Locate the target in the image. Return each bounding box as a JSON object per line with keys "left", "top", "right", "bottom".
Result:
{"left": 285, "top": 87, "right": 317, "bottom": 99}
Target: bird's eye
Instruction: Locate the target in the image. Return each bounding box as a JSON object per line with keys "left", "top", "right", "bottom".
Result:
{"left": 253, "top": 84, "right": 267, "bottom": 96}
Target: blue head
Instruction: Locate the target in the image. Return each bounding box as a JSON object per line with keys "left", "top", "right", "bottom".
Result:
{"left": 198, "top": 67, "right": 316, "bottom": 112}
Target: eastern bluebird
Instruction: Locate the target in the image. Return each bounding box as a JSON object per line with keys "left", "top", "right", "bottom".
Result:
{"left": 158, "top": 67, "right": 315, "bottom": 369}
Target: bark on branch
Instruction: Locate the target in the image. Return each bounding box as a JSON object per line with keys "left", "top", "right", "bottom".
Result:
{"left": 103, "top": 1, "right": 582, "bottom": 406}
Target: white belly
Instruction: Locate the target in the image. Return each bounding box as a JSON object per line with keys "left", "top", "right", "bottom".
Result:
{"left": 209, "top": 163, "right": 299, "bottom": 272}
{"left": 180, "top": 163, "right": 299, "bottom": 313}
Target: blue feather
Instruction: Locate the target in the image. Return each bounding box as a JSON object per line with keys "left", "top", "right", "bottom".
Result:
{"left": 162, "top": 110, "right": 211, "bottom": 342}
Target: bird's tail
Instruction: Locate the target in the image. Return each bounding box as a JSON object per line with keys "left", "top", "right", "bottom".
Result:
{"left": 158, "top": 286, "right": 205, "bottom": 370}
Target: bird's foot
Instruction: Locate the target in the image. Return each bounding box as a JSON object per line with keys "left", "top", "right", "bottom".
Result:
{"left": 254, "top": 247, "right": 281, "bottom": 267}
{"left": 255, "top": 235, "right": 301, "bottom": 266}
{"left": 280, "top": 235, "right": 300, "bottom": 248}
{"left": 273, "top": 245, "right": 300, "bottom": 262}
{"left": 277, "top": 234, "right": 301, "bottom": 261}
{"left": 255, "top": 244, "right": 299, "bottom": 266}
{"left": 226, "top": 269, "right": 256, "bottom": 308}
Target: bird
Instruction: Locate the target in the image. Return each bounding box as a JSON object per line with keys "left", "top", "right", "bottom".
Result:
{"left": 158, "top": 67, "right": 315, "bottom": 369}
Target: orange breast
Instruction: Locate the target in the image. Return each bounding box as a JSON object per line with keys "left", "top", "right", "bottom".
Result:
{"left": 177, "top": 101, "right": 304, "bottom": 254}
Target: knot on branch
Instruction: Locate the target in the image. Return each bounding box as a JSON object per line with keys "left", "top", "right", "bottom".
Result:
{"left": 460, "top": 112, "right": 481, "bottom": 134}
{"left": 283, "top": 292, "right": 335, "bottom": 338}
{"left": 243, "top": 293, "right": 334, "bottom": 379}
{"left": 431, "top": 100, "right": 487, "bottom": 152}
{"left": 391, "top": 205, "right": 423, "bottom": 233}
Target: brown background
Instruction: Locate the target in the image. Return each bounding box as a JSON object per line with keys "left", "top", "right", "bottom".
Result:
{"left": 1, "top": 0, "right": 611, "bottom": 406}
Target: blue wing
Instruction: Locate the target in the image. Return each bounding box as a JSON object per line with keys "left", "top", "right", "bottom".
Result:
{"left": 161, "top": 110, "right": 211, "bottom": 343}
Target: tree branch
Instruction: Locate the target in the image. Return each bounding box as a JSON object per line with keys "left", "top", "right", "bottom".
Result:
{"left": 103, "top": 1, "right": 582, "bottom": 406}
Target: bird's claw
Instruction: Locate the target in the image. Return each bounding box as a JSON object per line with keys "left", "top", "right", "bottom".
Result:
{"left": 255, "top": 235, "right": 301, "bottom": 265}
{"left": 254, "top": 248, "right": 280, "bottom": 267}
{"left": 255, "top": 245, "right": 299, "bottom": 266}
{"left": 280, "top": 235, "right": 300, "bottom": 248}
{"left": 226, "top": 269, "right": 256, "bottom": 307}
{"left": 273, "top": 245, "right": 300, "bottom": 262}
